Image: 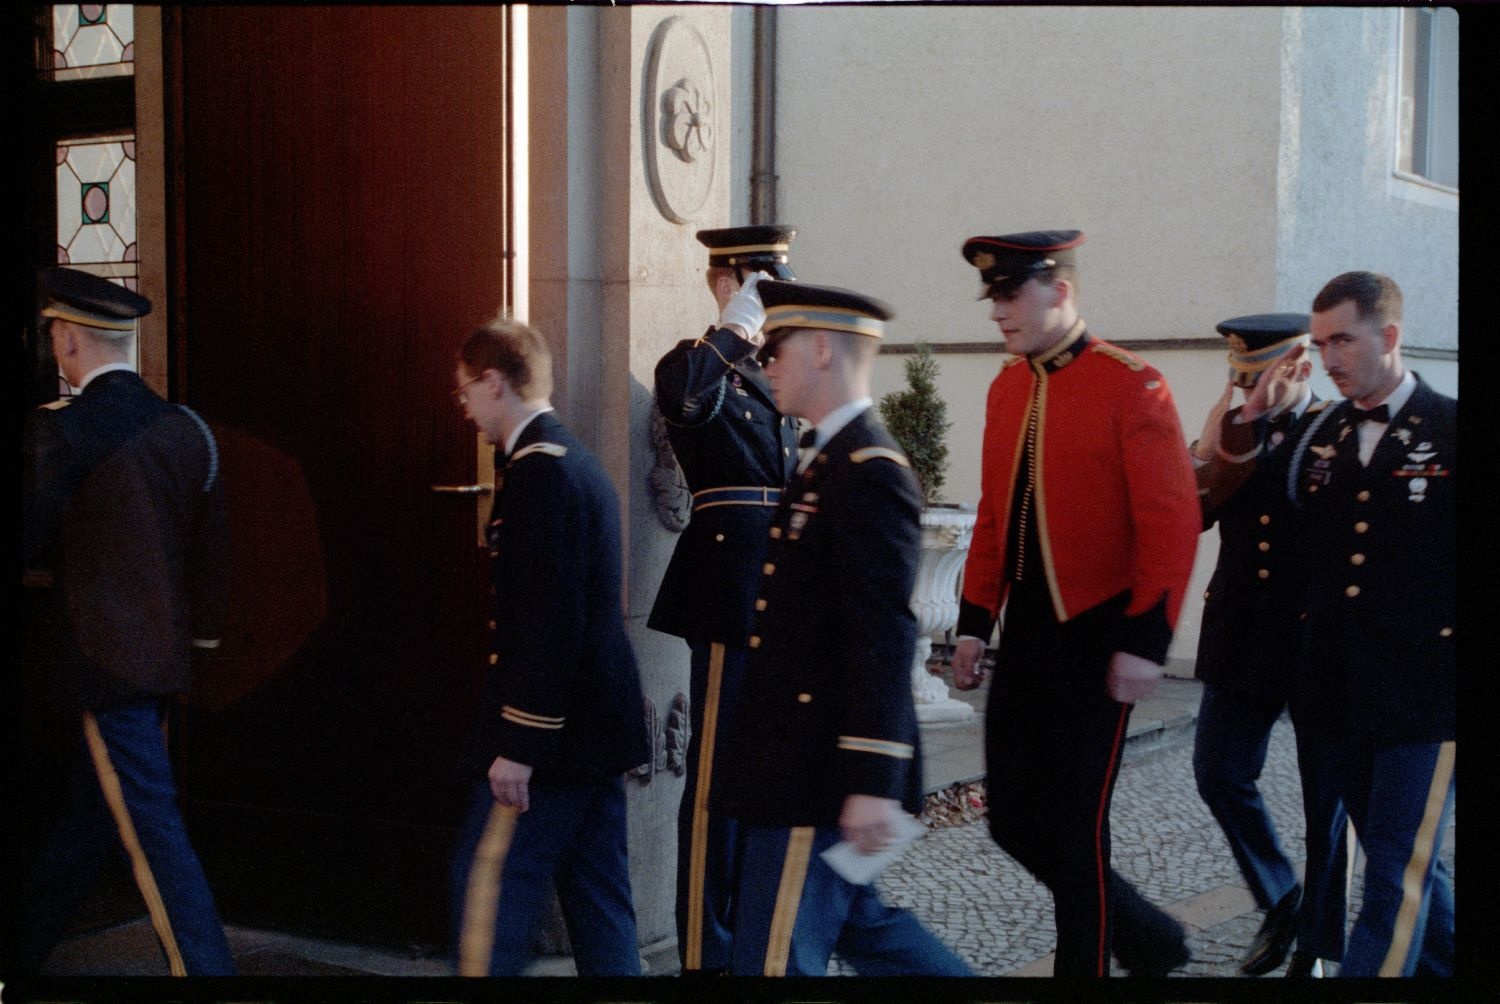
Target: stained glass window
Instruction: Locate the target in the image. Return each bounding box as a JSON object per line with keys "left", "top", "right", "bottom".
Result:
{"left": 55, "top": 135, "right": 137, "bottom": 266}
{"left": 31, "top": 7, "right": 143, "bottom": 401}
{"left": 53, "top": 136, "right": 140, "bottom": 392}
{"left": 50, "top": 4, "right": 135, "bottom": 80}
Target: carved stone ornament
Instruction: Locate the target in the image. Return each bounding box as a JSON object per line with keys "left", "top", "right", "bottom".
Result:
{"left": 650, "top": 404, "right": 692, "bottom": 532}
{"left": 664, "top": 81, "right": 712, "bottom": 163}
{"left": 665, "top": 691, "right": 691, "bottom": 776}
{"left": 644, "top": 17, "right": 717, "bottom": 224}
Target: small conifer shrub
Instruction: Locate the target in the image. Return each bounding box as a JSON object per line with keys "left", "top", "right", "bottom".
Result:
{"left": 879, "top": 342, "right": 950, "bottom": 507}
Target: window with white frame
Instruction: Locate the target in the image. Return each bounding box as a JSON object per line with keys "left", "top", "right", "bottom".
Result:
{"left": 1396, "top": 7, "right": 1458, "bottom": 190}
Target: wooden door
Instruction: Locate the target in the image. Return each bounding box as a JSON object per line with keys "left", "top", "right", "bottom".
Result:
{"left": 168, "top": 7, "right": 511, "bottom": 946}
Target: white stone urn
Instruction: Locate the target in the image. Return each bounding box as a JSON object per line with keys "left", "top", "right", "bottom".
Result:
{"left": 909, "top": 506, "right": 978, "bottom": 723}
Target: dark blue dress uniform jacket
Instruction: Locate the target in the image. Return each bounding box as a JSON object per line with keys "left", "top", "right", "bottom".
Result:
{"left": 1194, "top": 402, "right": 1319, "bottom": 701}
{"left": 22, "top": 370, "right": 229, "bottom": 712}
{"left": 648, "top": 326, "right": 798, "bottom": 645}
{"left": 712, "top": 409, "right": 926, "bottom": 827}
{"left": 463, "top": 412, "right": 650, "bottom": 786}
{"left": 1220, "top": 377, "right": 1456, "bottom": 746}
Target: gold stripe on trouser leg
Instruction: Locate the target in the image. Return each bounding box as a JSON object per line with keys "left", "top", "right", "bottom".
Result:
{"left": 1343, "top": 815, "right": 1358, "bottom": 911}
{"left": 763, "top": 826, "right": 815, "bottom": 977}
{"left": 684, "top": 641, "right": 726, "bottom": 970}
{"left": 1378, "top": 741, "right": 1456, "bottom": 977}
{"left": 81, "top": 711, "right": 188, "bottom": 977}
{"left": 458, "top": 802, "right": 521, "bottom": 976}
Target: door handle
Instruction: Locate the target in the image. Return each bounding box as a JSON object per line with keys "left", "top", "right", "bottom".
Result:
{"left": 430, "top": 483, "right": 493, "bottom": 494}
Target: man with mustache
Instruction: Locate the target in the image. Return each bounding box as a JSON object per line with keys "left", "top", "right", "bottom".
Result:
{"left": 1214, "top": 271, "right": 1454, "bottom": 977}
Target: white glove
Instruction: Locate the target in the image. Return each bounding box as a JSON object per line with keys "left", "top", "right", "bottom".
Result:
{"left": 719, "top": 270, "right": 769, "bottom": 342}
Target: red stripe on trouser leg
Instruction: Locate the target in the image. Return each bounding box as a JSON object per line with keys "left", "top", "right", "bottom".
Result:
{"left": 1093, "top": 705, "right": 1130, "bottom": 976}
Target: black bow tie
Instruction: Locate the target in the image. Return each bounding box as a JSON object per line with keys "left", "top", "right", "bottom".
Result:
{"left": 1349, "top": 404, "right": 1389, "bottom": 425}
{"left": 799, "top": 428, "right": 819, "bottom": 449}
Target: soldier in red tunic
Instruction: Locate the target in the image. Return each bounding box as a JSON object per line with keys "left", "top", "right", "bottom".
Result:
{"left": 950, "top": 231, "right": 1201, "bottom": 977}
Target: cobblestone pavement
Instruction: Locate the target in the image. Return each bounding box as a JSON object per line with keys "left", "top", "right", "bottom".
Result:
{"left": 834, "top": 716, "right": 1457, "bottom": 977}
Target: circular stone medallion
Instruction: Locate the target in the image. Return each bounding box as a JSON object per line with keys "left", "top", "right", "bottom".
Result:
{"left": 644, "top": 17, "right": 717, "bottom": 224}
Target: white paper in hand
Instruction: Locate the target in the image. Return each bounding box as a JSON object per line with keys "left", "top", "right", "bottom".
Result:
{"left": 818, "top": 814, "right": 928, "bottom": 885}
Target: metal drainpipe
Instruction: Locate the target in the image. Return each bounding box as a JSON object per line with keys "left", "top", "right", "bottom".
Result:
{"left": 749, "top": 5, "right": 777, "bottom": 224}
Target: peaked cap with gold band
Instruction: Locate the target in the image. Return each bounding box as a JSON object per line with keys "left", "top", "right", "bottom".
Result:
{"left": 40, "top": 266, "right": 151, "bottom": 334}
{"left": 696, "top": 224, "right": 798, "bottom": 280}
{"left": 754, "top": 279, "right": 894, "bottom": 363}
{"left": 961, "top": 229, "right": 1085, "bottom": 300}
{"left": 1215, "top": 312, "right": 1311, "bottom": 389}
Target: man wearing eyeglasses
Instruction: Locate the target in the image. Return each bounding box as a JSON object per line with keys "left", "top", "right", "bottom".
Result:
{"left": 448, "top": 315, "right": 649, "bottom": 977}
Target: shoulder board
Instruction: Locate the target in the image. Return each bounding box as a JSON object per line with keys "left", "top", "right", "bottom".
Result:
{"left": 40, "top": 398, "right": 73, "bottom": 411}
{"left": 849, "top": 446, "right": 910, "bottom": 467}
{"left": 1089, "top": 342, "right": 1144, "bottom": 371}
{"left": 1307, "top": 400, "right": 1331, "bottom": 414}
{"left": 512, "top": 442, "right": 568, "bottom": 461}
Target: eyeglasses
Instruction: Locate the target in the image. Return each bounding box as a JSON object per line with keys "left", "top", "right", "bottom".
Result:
{"left": 452, "top": 376, "right": 483, "bottom": 405}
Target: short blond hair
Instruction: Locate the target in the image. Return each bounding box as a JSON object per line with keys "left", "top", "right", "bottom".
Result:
{"left": 458, "top": 315, "right": 553, "bottom": 400}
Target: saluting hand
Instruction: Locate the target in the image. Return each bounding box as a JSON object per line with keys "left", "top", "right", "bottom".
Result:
{"left": 719, "top": 270, "right": 770, "bottom": 344}
{"left": 951, "top": 637, "right": 987, "bottom": 691}
{"left": 488, "top": 756, "right": 534, "bottom": 812}
{"left": 1241, "top": 344, "right": 1311, "bottom": 423}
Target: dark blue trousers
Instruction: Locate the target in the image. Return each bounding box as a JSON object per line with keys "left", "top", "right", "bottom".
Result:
{"left": 1192, "top": 682, "right": 1349, "bottom": 959}
{"left": 15, "top": 701, "right": 236, "bottom": 975}
{"left": 675, "top": 639, "right": 747, "bottom": 972}
{"left": 729, "top": 824, "right": 972, "bottom": 976}
{"left": 1336, "top": 740, "right": 1455, "bottom": 977}
{"left": 451, "top": 776, "right": 640, "bottom": 976}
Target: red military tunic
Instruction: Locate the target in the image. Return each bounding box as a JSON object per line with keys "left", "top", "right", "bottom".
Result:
{"left": 959, "top": 321, "right": 1200, "bottom": 662}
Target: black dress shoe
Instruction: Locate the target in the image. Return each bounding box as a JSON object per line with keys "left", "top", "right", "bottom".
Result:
{"left": 1240, "top": 883, "right": 1302, "bottom": 976}
{"left": 1284, "top": 950, "right": 1323, "bottom": 977}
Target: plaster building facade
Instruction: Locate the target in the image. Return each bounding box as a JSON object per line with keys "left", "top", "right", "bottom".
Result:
{"left": 734, "top": 4, "right": 1458, "bottom": 665}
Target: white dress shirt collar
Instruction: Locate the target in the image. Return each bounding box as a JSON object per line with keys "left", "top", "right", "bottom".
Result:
{"left": 77, "top": 362, "right": 135, "bottom": 392}
{"left": 798, "top": 397, "right": 873, "bottom": 472}
{"left": 504, "top": 406, "right": 555, "bottom": 457}
{"left": 1369, "top": 370, "right": 1417, "bottom": 418}
{"left": 1354, "top": 371, "right": 1415, "bottom": 466}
